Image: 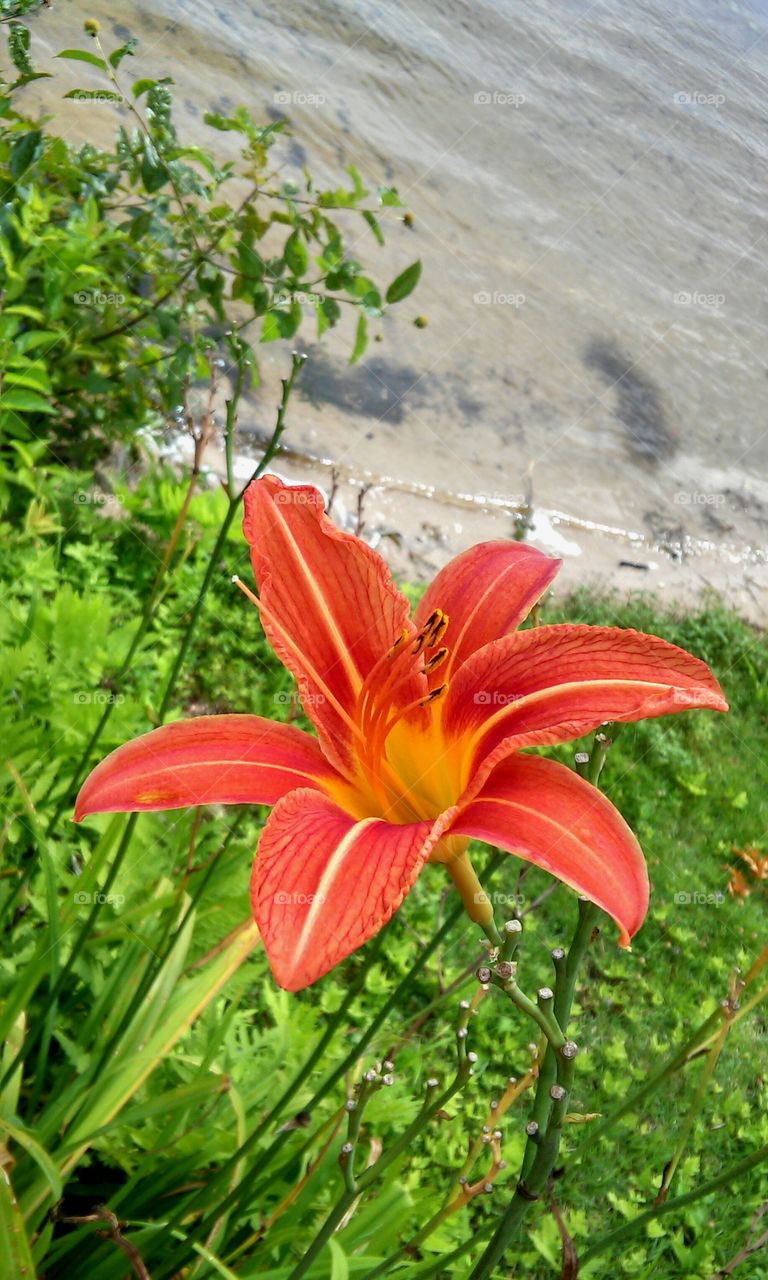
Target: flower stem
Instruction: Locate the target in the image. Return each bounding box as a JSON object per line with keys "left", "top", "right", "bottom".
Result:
{"left": 446, "top": 851, "right": 502, "bottom": 946}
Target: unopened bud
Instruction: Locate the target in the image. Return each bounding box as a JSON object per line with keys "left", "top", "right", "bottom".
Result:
{"left": 426, "top": 1077, "right": 439, "bottom": 1088}
{"left": 459, "top": 999, "right": 470, "bottom": 1010}
{"left": 383, "top": 1059, "right": 394, "bottom": 1071}
{"left": 84, "top": 18, "right": 100, "bottom": 35}
{"left": 363, "top": 1069, "right": 377, "bottom": 1083}
{"left": 382, "top": 1073, "right": 394, "bottom": 1086}
{"left": 458, "top": 1175, "right": 468, "bottom": 1186}
{"left": 467, "top": 1050, "right": 478, "bottom": 1063}
{"left": 575, "top": 751, "right": 589, "bottom": 764}
{"left": 457, "top": 1027, "right": 468, "bottom": 1040}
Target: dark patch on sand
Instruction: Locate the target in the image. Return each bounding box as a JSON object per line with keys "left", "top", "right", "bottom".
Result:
{"left": 298, "top": 350, "right": 428, "bottom": 423}
{"left": 584, "top": 337, "right": 676, "bottom": 462}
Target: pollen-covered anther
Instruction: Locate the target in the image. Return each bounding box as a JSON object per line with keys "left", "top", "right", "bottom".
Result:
{"left": 425, "top": 646, "right": 449, "bottom": 673}
{"left": 428, "top": 613, "right": 449, "bottom": 647}
{"left": 420, "top": 682, "right": 447, "bottom": 707}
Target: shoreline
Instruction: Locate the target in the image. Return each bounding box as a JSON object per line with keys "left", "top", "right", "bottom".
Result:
{"left": 185, "top": 434, "right": 768, "bottom": 627}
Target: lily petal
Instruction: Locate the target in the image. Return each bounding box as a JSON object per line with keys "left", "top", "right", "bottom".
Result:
{"left": 443, "top": 624, "right": 728, "bottom": 794}
{"left": 251, "top": 789, "right": 454, "bottom": 990}
{"left": 452, "top": 754, "right": 649, "bottom": 945}
{"left": 243, "top": 476, "right": 415, "bottom": 774}
{"left": 74, "top": 715, "right": 338, "bottom": 819}
{"left": 413, "top": 540, "right": 561, "bottom": 677}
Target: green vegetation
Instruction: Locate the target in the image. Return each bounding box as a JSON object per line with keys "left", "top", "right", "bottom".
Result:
{"left": 1, "top": 12, "right": 767, "bottom": 1280}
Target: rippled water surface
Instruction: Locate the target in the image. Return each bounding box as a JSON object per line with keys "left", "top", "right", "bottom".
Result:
{"left": 31, "top": 0, "right": 768, "bottom": 560}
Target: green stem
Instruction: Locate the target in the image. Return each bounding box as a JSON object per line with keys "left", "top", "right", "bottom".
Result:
{"left": 149, "top": 855, "right": 503, "bottom": 1279}
{"left": 284, "top": 1188, "right": 358, "bottom": 1280}
{"left": 579, "top": 1144, "right": 768, "bottom": 1265}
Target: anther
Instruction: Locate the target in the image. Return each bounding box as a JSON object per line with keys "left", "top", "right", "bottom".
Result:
{"left": 425, "top": 646, "right": 449, "bottom": 672}
{"left": 429, "top": 615, "right": 449, "bottom": 646}
{"left": 420, "top": 683, "right": 447, "bottom": 706}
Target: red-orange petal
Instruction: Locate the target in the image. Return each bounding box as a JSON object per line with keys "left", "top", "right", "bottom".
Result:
{"left": 443, "top": 624, "right": 728, "bottom": 793}
{"left": 452, "top": 754, "right": 649, "bottom": 944}
{"left": 413, "top": 540, "right": 561, "bottom": 678}
{"left": 242, "top": 476, "right": 415, "bottom": 775}
{"left": 251, "top": 789, "right": 454, "bottom": 990}
{"left": 74, "top": 715, "right": 338, "bottom": 820}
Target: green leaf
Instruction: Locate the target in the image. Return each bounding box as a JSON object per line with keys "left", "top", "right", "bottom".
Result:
{"left": 0, "top": 1168, "right": 35, "bottom": 1280}
{"left": 385, "top": 260, "right": 421, "bottom": 304}
{"left": 349, "top": 312, "right": 367, "bottom": 365}
{"left": 141, "top": 139, "right": 167, "bottom": 193}
{"left": 56, "top": 49, "right": 108, "bottom": 71}
{"left": 109, "top": 39, "right": 137, "bottom": 68}
{"left": 284, "top": 229, "right": 308, "bottom": 275}
{"left": 9, "top": 129, "right": 42, "bottom": 180}
{"left": 0, "top": 390, "right": 54, "bottom": 414}
{"left": 260, "top": 312, "right": 282, "bottom": 343}
{"left": 362, "top": 210, "right": 384, "bottom": 246}
{"left": 329, "top": 1238, "right": 349, "bottom": 1280}
{"left": 132, "top": 77, "right": 156, "bottom": 98}
{"left": 0, "top": 1119, "right": 62, "bottom": 1202}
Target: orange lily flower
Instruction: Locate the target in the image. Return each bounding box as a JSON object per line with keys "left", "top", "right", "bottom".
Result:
{"left": 75, "top": 476, "right": 728, "bottom": 990}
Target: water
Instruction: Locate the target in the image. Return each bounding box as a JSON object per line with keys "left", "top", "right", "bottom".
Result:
{"left": 28, "top": 0, "right": 768, "bottom": 601}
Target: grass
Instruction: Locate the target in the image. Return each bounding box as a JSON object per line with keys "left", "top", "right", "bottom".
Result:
{"left": 1, "top": 468, "right": 767, "bottom": 1278}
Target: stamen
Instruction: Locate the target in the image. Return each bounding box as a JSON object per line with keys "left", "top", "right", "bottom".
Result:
{"left": 421, "top": 683, "right": 447, "bottom": 705}
{"left": 425, "top": 646, "right": 449, "bottom": 673}
{"left": 428, "top": 614, "right": 449, "bottom": 647}
{"left": 232, "top": 574, "right": 260, "bottom": 607}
